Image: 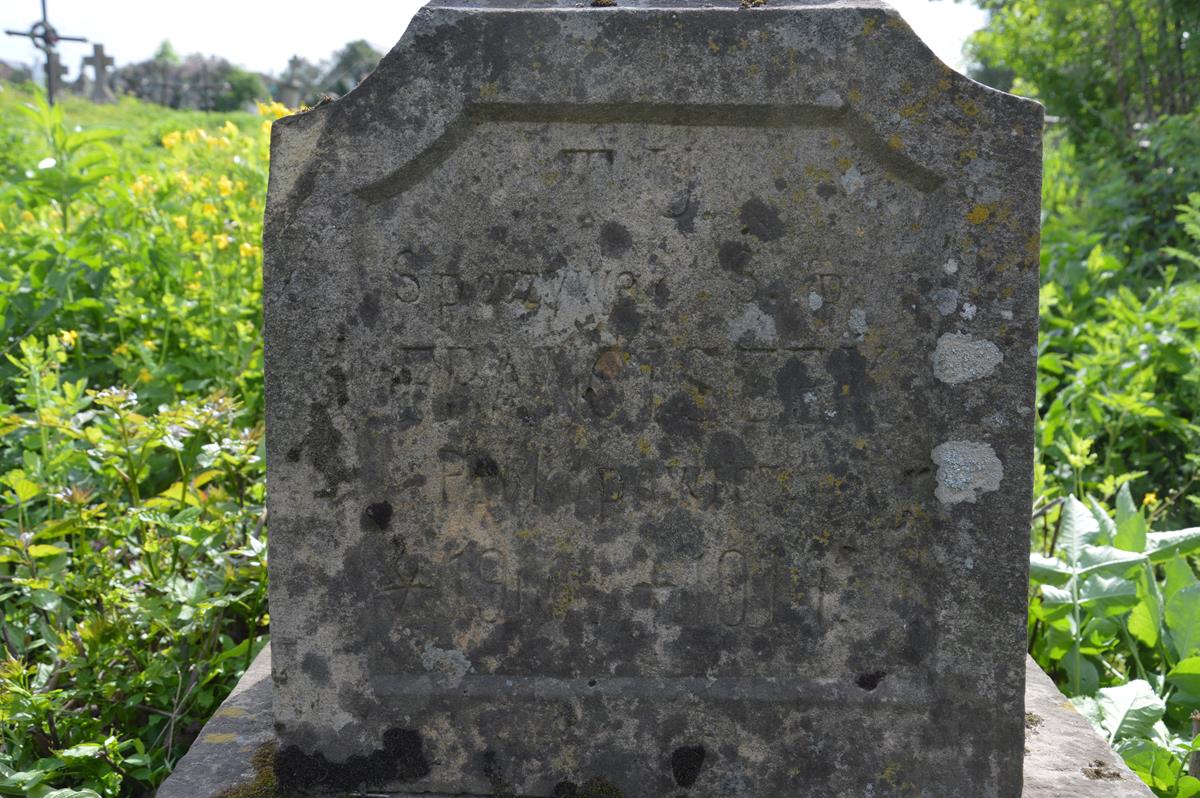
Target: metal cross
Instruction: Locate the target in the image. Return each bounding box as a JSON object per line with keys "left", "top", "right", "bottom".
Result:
{"left": 82, "top": 42, "right": 114, "bottom": 103}
{"left": 4, "top": 0, "right": 87, "bottom": 104}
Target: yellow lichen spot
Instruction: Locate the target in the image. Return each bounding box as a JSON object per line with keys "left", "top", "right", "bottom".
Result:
{"left": 542, "top": 170, "right": 560, "bottom": 187}
{"left": 887, "top": 135, "right": 903, "bottom": 151}
{"left": 955, "top": 97, "right": 980, "bottom": 117}
{"left": 837, "top": 157, "right": 853, "bottom": 171}
{"left": 573, "top": 425, "right": 588, "bottom": 448}
{"left": 900, "top": 104, "right": 920, "bottom": 119}
{"left": 204, "top": 733, "right": 239, "bottom": 744}
{"left": 747, "top": 63, "right": 760, "bottom": 78}
{"left": 777, "top": 470, "right": 793, "bottom": 488}
{"left": 847, "top": 88, "right": 862, "bottom": 104}
{"left": 479, "top": 82, "right": 500, "bottom": 98}
{"left": 853, "top": 437, "right": 867, "bottom": 450}
{"left": 708, "top": 38, "right": 721, "bottom": 54}
{"left": 515, "top": 528, "right": 537, "bottom": 542}
{"left": 638, "top": 437, "right": 653, "bottom": 457}
{"left": 966, "top": 204, "right": 991, "bottom": 225}
{"left": 639, "top": 363, "right": 653, "bottom": 374}
{"left": 698, "top": 289, "right": 710, "bottom": 302}
{"left": 829, "top": 136, "right": 842, "bottom": 149}
{"left": 816, "top": 528, "right": 832, "bottom": 546}
{"left": 216, "top": 707, "right": 249, "bottom": 718}
{"left": 861, "top": 16, "right": 878, "bottom": 35}
{"left": 841, "top": 384, "right": 851, "bottom": 396}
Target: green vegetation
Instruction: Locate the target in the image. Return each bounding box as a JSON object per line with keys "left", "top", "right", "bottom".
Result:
{"left": 0, "top": 85, "right": 277, "bottom": 796}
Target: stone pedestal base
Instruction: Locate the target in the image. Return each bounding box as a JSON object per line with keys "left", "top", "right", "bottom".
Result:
{"left": 157, "top": 645, "right": 1151, "bottom": 797}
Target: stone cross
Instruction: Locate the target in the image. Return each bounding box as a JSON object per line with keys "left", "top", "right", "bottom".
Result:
{"left": 43, "top": 50, "right": 67, "bottom": 103}
{"left": 263, "top": 2, "right": 1044, "bottom": 795}
{"left": 82, "top": 43, "right": 114, "bottom": 103}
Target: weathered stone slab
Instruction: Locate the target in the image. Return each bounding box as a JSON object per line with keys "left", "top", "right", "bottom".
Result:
{"left": 156, "top": 651, "right": 1154, "bottom": 797}
{"left": 263, "top": 1, "right": 1043, "bottom": 795}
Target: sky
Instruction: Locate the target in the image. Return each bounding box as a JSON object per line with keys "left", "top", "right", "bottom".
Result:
{"left": 1, "top": 0, "right": 987, "bottom": 78}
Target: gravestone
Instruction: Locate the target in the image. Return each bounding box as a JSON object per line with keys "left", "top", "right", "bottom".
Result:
{"left": 82, "top": 43, "right": 115, "bottom": 103}
{"left": 263, "top": 1, "right": 1043, "bottom": 795}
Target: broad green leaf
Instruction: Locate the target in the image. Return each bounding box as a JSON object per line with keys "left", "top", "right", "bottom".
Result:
{"left": 42, "top": 789, "right": 103, "bottom": 798}
{"left": 1088, "top": 496, "right": 1118, "bottom": 545}
{"left": 1167, "top": 656, "right": 1200, "bottom": 696}
{"left": 1114, "top": 483, "right": 1147, "bottom": 552}
{"left": 1070, "top": 694, "right": 1102, "bottom": 728}
{"left": 1165, "top": 556, "right": 1198, "bottom": 603}
{"left": 1060, "top": 495, "right": 1101, "bottom": 567}
{"left": 1147, "top": 528, "right": 1200, "bottom": 563}
{"left": 1115, "top": 739, "right": 1178, "bottom": 792}
{"left": 53, "top": 743, "right": 104, "bottom": 760}
{"left": 1062, "top": 643, "right": 1100, "bottom": 696}
{"left": 1077, "top": 545, "right": 1146, "bottom": 577}
{"left": 1095, "top": 680, "right": 1165, "bottom": 743}
{"left": 1169, "top": 584, "right": 1200, "bottom": 659}
{"left": 26, "top": 544, "right": 67, "bottom": 560}
{"left": 1128, "top": 588, "right": 1161, "bottom": 648}
{"left": 1078, "top": 574, "right": 1139, "bottom": 616}
{"left": 1030, "top": 552, "right": 1071, "bottom": 585}
{"left": 1176, "top": 775, "right": 1200, "bottom": 798}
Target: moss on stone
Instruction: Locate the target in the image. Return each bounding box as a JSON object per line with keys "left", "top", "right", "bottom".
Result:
{"left": 216, "top": 743, "right": 280, "bottom": 798}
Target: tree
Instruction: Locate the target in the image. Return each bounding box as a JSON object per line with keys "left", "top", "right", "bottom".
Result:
{"left": 963, "top": 0, "right": 1199, "bottom": 146}
{"left": 322, "top": 40, "right": 383, "bottom": 96}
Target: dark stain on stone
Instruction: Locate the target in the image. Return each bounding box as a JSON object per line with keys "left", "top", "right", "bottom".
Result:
{"left": 275, "top": 727, "right": 430, "bottom": 790}
{"left": 705, "top": 431, "right": 754, "bottom": 471}
{"left": 327, "top": 366, "right": 350, "bottom": 408}
{"left": 579, "top": 777, "right": 624, "bottom": 797}
{"left": 358, "top": 291, "right": 380, "bottom": 328}
{"left": 816, "top": 182, "right": 837, "bottom": 200}
{"left": 655, "top": 392, "right": 704, "bottom": 442}
{"left": 364, "top": 501, "right": 393, "bottom": 530}
{"left": 653, "top": 279, "right": 671, "bottom": 308}
{"left": 285, "top": 447, "right": 301, "bottom": 463}
{"left": 552, "top": 780, "right": 579, "bottom": 797}
{"left": 856, "top": 671, "right": 887, "bottom": 691}
{"left": 609, "top": 295, "right": 643, "bottom": 337}
{"left": 826, "top": 347, "right": 874, "bottom": 433}
{"left": 774, "top": 177, "right": 788, "bottom": 191}
{"left": 1082, "top": 759, "right": 1124, "bottom": 780}
{"left": 301, "top": 653, "right": 331, "bottom": 684}
{"left": 665, "top": 184, "right": 699, "bottom": 233}
{"left": 717, "top": 240, "right": 752, "bottom": 273}
{"left": 775, "top": 356, "right": 811, "bottom": 424}
{"left": 599, "top": 221, "right": 632, "bottom": 257}
{"left": 473, "top": 455, "right": 500, "bottom": 479}
{"left": 671, "top": 745, "right": 707, "bottom": 787}
{"left": 305, "top": 403, "right": 353, "bottom": 492}
{"left": 489, "top": 225, "right": 508, "bottom": 243}
{"left": 482, "top": 749, "right": 516, "bottom": 797}
{"left": 738, "top": 197, "right": 785, "bottom": 241}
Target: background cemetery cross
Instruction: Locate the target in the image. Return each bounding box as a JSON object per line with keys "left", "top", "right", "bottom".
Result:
{"left": 263, "top": 1, "right": 1043, "bottom": 795}
{"left": 82, "top": 42, "right": 114, "bottom": 103}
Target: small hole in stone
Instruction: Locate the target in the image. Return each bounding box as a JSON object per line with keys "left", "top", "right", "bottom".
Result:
{"left": 285, "top": 447, "right": 301, "bottom": 462}
{"left": 587, "top": 679, "right": 597, "bottom": 687}
{"left": 473, "top": 455, "right": 500, "bottom": 478}
{"left": 856, "top": 671, "right": 886, "bottom": 691}
{"left": 364, "top": 501, "right": 393, "bottom": 530}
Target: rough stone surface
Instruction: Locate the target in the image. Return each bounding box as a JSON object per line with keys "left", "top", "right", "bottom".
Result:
{"left": 263, "top": 1, "right": 1043, "bottom": 795}
{"left": 156, "top": 650, "right": 1153, "bottom": 797}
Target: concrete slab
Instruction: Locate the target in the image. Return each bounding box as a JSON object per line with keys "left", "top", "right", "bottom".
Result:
{"left": 157, "top": 646, "right": 1153, "bottom": 796}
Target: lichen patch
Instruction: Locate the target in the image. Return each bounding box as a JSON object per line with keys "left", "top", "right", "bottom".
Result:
{"left": 931, "top": 441, "right": 1003, "bottom": 505}
{"left": 932, "top": 333, "right": 1002, "bottom": 384}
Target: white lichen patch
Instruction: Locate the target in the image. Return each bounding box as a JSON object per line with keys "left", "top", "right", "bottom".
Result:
{"left": 839, "top": 166, "right": 864, "bottom": 195}
{"left": 728, "top": 304, "right": 778, "bottom": 344}
{"left": 942, "top": 258, "right": 959, "bottom": 275}
{"left": 932, "top": 288, "right": 958, "bottom": 316}
{"left": 932, "top": 333, "right": 1002, "bottom": 384}
{"left": 421, "top": 642, "right": 473, "bottom": 682}
{"left": 960, "top": 302, "right": 978, "bottom": 321}
{"left": 808, "top": 292, "right": 824, "bottom": 311}
{"left": 931, "top": 441, "right": 1003, "bottom": 505}
{"left": 848, "top": 307, "right": 868, "bottom": 336}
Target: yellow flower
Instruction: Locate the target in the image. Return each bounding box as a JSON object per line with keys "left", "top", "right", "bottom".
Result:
{"left": 239, "top": 241, "right": 258, "bottom": 259}
{"left": 218, "top": 175, "right": 234, "bottom": 196}
{"left": 21, "top": 210, "right": 36, "bottom": 224}
{"left": 0, "top": 220, "right": 5, "bottom": 233}
{"left": 172, "top": 215, "right": 188, "bottom": 230}
{"left": 257, "top": 100, "right": 290, "bottom": 119}
{"left": 221, "top": 120, "right": 238, "bottom": 138}
{"left": 142, "top": 338, "right": 158, "bottom": 352}
{"left": 184, "top": 129, "right": 201, "bottom": 144}
{"left": 214, "top": 234, "right": 230, "bottom": 250}
{"left": 131, "top": 174, "right": 154, "bottom": 198}
{"left": 201, "top": 202, "right": 218, "bottom": 218}
{"left": 138, "top": 368, "right": 153, "bottom": 383}
{"left": 58, "top": 329, "right": 78, "bottom": 349}
{"left": 162, "top": 130, "right": 182, "bottom": 150}
{"left": 261, "top": 119, "right": 273, "bottom": 137}
{"left": 191, "top": 229, "right": 209, "bottom": 245}
{"left": 176, "top": 170, "right": 194, "bottom": 192}
{"left": 114, "top": 343, "right": 131, "bottom": 357}
{"left": 1143, "top": 492, "right": 1159, "bottom": 507}
{"left": 187, "top": 281, "right": 203, "bottom": 293}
